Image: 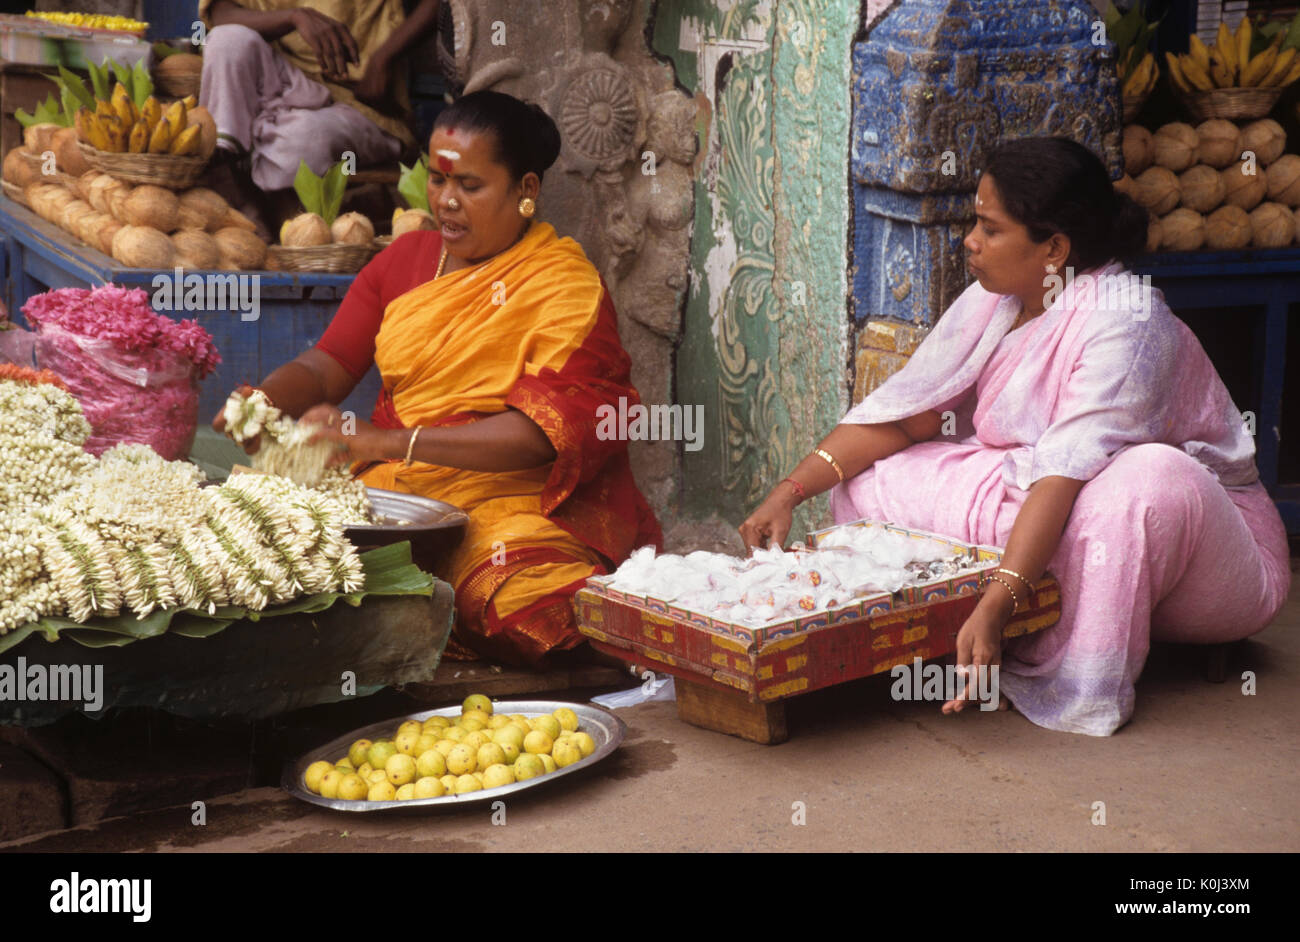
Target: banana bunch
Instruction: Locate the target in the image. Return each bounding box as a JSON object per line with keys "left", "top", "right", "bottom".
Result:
{"left": 1122, "top": 51, "right": 1159, "bottom": 101}
{"left": 1166, "top": 19, "right": 1300, "bottom": 92}
{"left": 76, "top": 86, "right": 202, "bottom": 156}
{"left": 25, "top": 11, "right": 149, "bottom": 33}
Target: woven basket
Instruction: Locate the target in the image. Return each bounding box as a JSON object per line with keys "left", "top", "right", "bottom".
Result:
{"left": 1180, "top": 86, "right": 1284, "bottom": 121}
{"left": 266, "top": 242, "right": 376, "bottom": 274}
{"left": 76, "top": 140, "right": 208, "bottom": 189}
{"left": 373, "top": 235, "right": 394, "bottom": 249}
{"left": 2, "top": 180, "right": 28, "bottom": 206}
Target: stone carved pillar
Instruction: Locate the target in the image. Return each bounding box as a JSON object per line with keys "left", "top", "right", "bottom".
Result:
{"left": 435, "top": 0, "right": 695, "bottom": 516}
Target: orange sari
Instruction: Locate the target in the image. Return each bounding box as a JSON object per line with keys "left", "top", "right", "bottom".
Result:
{"left": 359, "top": 222, "right": 662, "bottom": 666}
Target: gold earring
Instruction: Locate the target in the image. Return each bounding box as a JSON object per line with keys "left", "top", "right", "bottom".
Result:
{"left": 518, "top": 197, "right": 535, "bottom": 218}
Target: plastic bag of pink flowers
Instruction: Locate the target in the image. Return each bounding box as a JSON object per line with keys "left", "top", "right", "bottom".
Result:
{"left": 23, "top": 285, "right": 221, "bottom": 460}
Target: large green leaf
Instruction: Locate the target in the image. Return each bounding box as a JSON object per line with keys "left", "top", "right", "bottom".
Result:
{"left": 1285, "top": 13, "right": 1300, "bottom": 52}
{"left": 293, "top": 159, "right": 324, "bottom": 216}
{"left": 398, "top": 156, "right": 430, "bottom": 212}
{"left": 0, "top": 542, "right": 433, "bottom": 656}
{"left": 87, "top": 59, "right": 110, "bottom": 102}
{"left": 321, "top": 160, "right": 346, "bottom": 225}
{"left": 16, "top": 94, "right": 66, "bottom": 129}
{"left": 130, "top": 60, "right": 153, "bottom": 109}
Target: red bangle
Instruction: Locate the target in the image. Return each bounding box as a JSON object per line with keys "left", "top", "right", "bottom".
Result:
{"left": 781, "top": 477, "right": 806, "bottom": 504}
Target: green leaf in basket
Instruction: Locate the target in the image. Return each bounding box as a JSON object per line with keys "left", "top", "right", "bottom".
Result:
{"left": 1284, "top": 13, "right": 1300, "bottom": 52}
{"left": 397, "top": 155, "right": 429, "bottom": 212}
{"left": 321, "top": 160, "right": 346, "bottom": 225}
{"left": 152, "top": 41, "right": 181, "bottom": 60}
{"left": 130, "top": 59, "right": 153, "bottom": 109}
{"left": 293, "top": 159, "right": 325, "bottom": 217}
{"left": 110, "top": 59, "right": 132, "bottom": 94}
{"left": 15, "top": 94, "right": 66, "bottom": 129}
{"left": 57, "top": 65, "right": 95, "bottom": 111}
{"left": 59, "top": 85, "right": 79, "bottom": 128}
{"left": 88, "top": 59, "right": 110, "bottom": 103}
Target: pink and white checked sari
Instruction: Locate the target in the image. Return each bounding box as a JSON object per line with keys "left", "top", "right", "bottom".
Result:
{"left": 832, "top": 263, "right": 1291, "bottom": 736}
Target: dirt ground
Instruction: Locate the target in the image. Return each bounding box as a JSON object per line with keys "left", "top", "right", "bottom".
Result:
{"left": 3, "top": 587, "right": 1296, "bottom": 854}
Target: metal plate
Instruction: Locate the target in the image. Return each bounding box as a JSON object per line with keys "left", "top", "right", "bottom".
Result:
{"left": 282, "top": 700, "right": 626, "bottom": 812}
{"left": 344, "top": 488, "right": 469, "bottom": 549}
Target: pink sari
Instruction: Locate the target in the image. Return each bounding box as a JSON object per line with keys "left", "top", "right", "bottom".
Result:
{"left": 831, "top": 265, "right": 1291, "bottom": 735}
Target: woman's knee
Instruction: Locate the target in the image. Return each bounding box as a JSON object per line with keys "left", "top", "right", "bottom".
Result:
{"left": 204, "top": 24, "right": 268, "bottom": 62}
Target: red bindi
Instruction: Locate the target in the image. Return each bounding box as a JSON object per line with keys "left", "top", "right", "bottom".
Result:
{"left": 437, "top": 155, "right": 453, "bottom": 173}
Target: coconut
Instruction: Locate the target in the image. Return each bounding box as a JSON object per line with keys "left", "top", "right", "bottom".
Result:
{"left": 40, "top": 186, "right": 75, "bottom": 221}
{"left": 1195, "top": 119, "right": 1241, "bottom": 170}
{"left": 175, "top": 205, "right": 206, "bottom": 230}
{"left": 1239, "top": 119, "right": 1286, "bottom": 168}
{"left": 1220, "top": 164, "right": 1267, "bottom": 211}
{"left": 178, "top": 188, "right": 230, "bottom": 232}
{"left": 74, "top": 170, "right": 100, "bottom": 202}
{"left": 1264, "top": 154, "right": 1300, "bottom": 208}
{"left": 112, "top": 225, "right": 175, "bottom": 269}
{"left": 23, "top": 123, "right": 61, "bottom": 155}
{"left": 73, "top": 209, "right": 110, "bottom": 248}
{"left": 88, "top": 174, "right": 126, "bottom": 214}
{"left": 3, "top": 147, "right": 39, "bottom": 188}
{"left": 214, "top": 227, "right": 267, "bottom": 270}
{"left": 121, "top": 185, "right": 180, "bottom": 232}
{"left": 186, "top": 106, "right": 218, "bottom": 160}
{"left": 1122, "top": 124, "right": 1154, "bottom": 175}
{"left": 171, "top": 229, "right": 221, "bottom": 270}
{"left": 223, "top": 206, "right": 259, "bottom": 233}
{"left": 1159, "top": 208, "right": 1205, "bottom": 252}
{"left": 280, "top": 212, "right": 331, "bottom": 247}
{"left": 107, "top": 186, "right": 132, "bottom": 223}
{"left": 154, "top": 53, "right": 202, "bottom": 94}
{"left": 1203, "top": 205, "right": 1251, "bottom": 250}
{"left": 1178, "top": 164, "right": 1226, "bottom": 213}
{"left": 1134, "top": 166, "right": 1181, "bottom": 215}
{"left": 1145, "top": 215, "right": 1162, "bottom": 253}
{"left": 393, "top": 209, "right": 437, "bottom": 236}
{"left": 1113, "top": 173, "right": 1136, "bottom": 198}
{"left": 97, "top": 220, "right": 123, "bottom": 256}
{"left": 1152, "top": 122, "right": 1198, "bottom": 172}
{"left": 330, "top": 211, "right": 374, "bottom": 245}
{"left": 1249, "top": 202, "right": 1294, "bottom": 248}
{"left": 58, "top": 198, "right": 94, "bottom": 235}
{"left": 51, "top": 127, "right": 89, "bottom": 177}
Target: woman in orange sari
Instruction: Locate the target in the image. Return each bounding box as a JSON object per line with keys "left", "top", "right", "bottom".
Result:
{"left": 214, "top": 91, "right": 662, "bottom": 667}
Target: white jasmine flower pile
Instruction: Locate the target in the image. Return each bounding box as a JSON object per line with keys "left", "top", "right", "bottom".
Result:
{"left": 222, "top": 388, "right": 354, "bottom": 493}
{"left": 605, "top": 525, "right": 981, "bottom": 628}
{"left": 0, "top": 374, "right": 370, "bottom": 635}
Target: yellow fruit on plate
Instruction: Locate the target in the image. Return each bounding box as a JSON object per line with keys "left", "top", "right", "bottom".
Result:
{"left": 413, "top": 776, "right": 445, "bottom": 799}
{"left": 394, "top": 729, "right": 422, "bottom": 756}
{"left": 356, "top": 762, "right": 374, "bottom": 777}
{"left": 514, "top": 754, "right": 545, "bottom": 780}
{"left": 416, "top": 749, "right": 447, "bottom": 778}
{"left": 539, "top": 754, "right": 557, "bottom": 774}
{"left": 368, "top": 781, "right": 397, "bottom": 801}
{"left": 447, "top": 743, "right": 477, "bottom": 775}
{"left": 487, "top": 714, "right": 512, "bottom": 730}
{"left": 500, "top": 743, "right": 521, "bottom": 764}
{"left": 386, "top": 753, "right": 417, "bottom": 786}
{"left": 572, "top": 732, "right": 597, "bottom": 758}
{"left": 531, "top": 714, "right": 562, "bottom": 740}
{"left": 304, "top": 760, "right": 334, "bottom": 794}
{"left": 477, "top": 743, "right": 507, "bottom": 769}
{"left": 442, "top": 726, "right": 467, "bottom": 742}
{"left": 463, "top": 731, "right": 491, "bottom": 751}
{"left": 523, "top": 730, "right": 553, "bottom": 755}
{"left": 433, "top": 739, "right": 458, "bottom": 757}
{"left": 455, "top": 774, "right": 482, "bottom": 794}
{"left": 367, "top": 741, "right": 398, "bottom": 770}
{"left": 337, "top": 774, "right": 368, "bottom": 801}
{"left": 396, "top": 783, "right": 416, "bottom": 800}
{"left": 440, "top": 774, "right": 459, "bottom": 793}
{"left": 335, "top": 756, "right": 354, "bottom": 770}
{"left": 318, "top": 769, "right": 346, "bottom": 799}
{"left": 553, "top": 708, "right": 579, "bottom": 732}
{"left": 414, "top": 733, "right": 441, "bottom": 756}
{"left": 493, "top": 725, "right": 525, "bottom": 750}
{"left": 459, "top": 717, "right": 487, "bottom": 733}
{"left": 423, "top": 715, "right": 451, "bottom": 731}
{"left": 463, "top": 694, "right": 493, "bottom": 715}
{"left": 552, "top": 741, "right": 582, "bottom": 768}
{"left": 482, "top": 764, "right": 516, "bottom": 789}
{"left": 397, "top": 720, "right": 423, "bottom": 739}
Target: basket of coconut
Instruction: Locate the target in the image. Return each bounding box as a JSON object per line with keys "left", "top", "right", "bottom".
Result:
{"left": 267, "top": 160, "right": 378, "bottom": 273}
{"left": 373, "top": 157, "right": 438, "bottom": 249}
{"left": 73, "top": 60, "right": 216, "bottom": 189}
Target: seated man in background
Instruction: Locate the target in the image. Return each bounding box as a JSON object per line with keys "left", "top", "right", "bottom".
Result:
{"left": 199, "top": 0, "right": 440, "bottom": 238}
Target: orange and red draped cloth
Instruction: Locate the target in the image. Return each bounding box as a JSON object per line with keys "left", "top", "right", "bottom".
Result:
{"left": 317, "top": 223, "right": 662, "bottom": 666}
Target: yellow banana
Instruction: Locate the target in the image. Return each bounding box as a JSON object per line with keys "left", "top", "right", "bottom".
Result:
{"left": 1278, "top": 56, "right": 1300, "bottom": 87}
{"left": 1260, "top": 47, "right": 1296, "bottom": 87}
{"left": 180, "top": 94, "right": 197, "bottom": 112}
{"left": 162, "top": 101, "right": 187, "bottom": 134}
{"left": 95, "top": 98, "right": 115, "bottom": 120}
{"left": 1122, "top": 53, "right": 1153, "bottom": 98}
{"left": 111, "top": 83, "right": 136, "bottom": 126}
{"left": 1165, "top": 52, "right": 1192, "bottom": 93}
{"left": 1236, "top": 18, "right": 1252, "bottom": 74}
{"left": 101, "top": 115, "right": 127, "bottom": 152}
{"left": 127, "top": 120, "right": 148, "bottom": 153}
{"left": 1240, "top": 45, "right": 1278, "bottom": 87}
{"left": 84, "top": 113, "right": 111, "bottom": 151}
{"left": 1145, "top": 56, "right": 1161, "bottom": 95}
{"left": 140, "top": 97, "right": 161, "bottom": 134}
{"left": 1216, "top": 22, "right": 1238, "bottom": 81}
{"left": 147, "top": 116, "right": 173, "bottom": 154}
{"left": 1180, "top": 53, "right": 1216, "bottom": 91}
{"left": 1207, "top": 47, "right": 1233, "bottom": 87}
{"left": 168, "top": 125, "right": 201, "bottom": 156}
{"left": 1188, "top": 34, "right": 1212, "bottom": 74}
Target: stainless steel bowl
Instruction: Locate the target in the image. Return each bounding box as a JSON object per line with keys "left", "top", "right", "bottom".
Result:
{"left": 345, "top": 488, "right": 469, "bottom": 563}
{"left": 283, "top": 700, "right": 626, "bottom": 812}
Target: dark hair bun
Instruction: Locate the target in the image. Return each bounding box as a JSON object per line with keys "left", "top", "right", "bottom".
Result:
{"left": 433, "top": 91, "right": 563, "bottom": 182}
{"left": 982, "top": 137, "right": 1148, "bottom": 268}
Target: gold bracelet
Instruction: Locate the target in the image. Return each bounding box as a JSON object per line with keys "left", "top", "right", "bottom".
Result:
{"left": 994, "top": 566, "right": 1034, "bottom": 595}
{"left": 403, "top": 426, "right": 423, "bottom": 467}
{"left": 814, "top": 448, "right": 845, "bottom": 482}
{"left": 983, "top": 573, "right": 1020, "bottom": 613}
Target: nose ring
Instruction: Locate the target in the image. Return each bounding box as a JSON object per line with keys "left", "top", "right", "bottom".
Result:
{"left": 447, "top": 198, "right": 461, "bottom": 211}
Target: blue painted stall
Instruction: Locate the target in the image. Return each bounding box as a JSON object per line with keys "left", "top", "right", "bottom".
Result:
{"left": 0, "top": 197, "right": 383, "bottom": 422}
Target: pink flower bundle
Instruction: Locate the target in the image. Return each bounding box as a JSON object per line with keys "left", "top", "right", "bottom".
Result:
{"left": 23, "top": 285, "right": 222, "bottom": 460}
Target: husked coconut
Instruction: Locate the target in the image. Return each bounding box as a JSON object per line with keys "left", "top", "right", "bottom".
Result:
{"left": 1203, "top": 205, "right": 1251, "bottom": 250}
{"left": 107, "top": 185, "right": 131, "bottom": 222}
{"left": 97, "top": 219, "right": 123, "bottom": 256}
{"left": 1195, "top": 119, "right": 1241, "bottom": 169}
{"left": 1264, "top": 154, "right": 1300, "bottom": 208}
{"left": 186, "top": 106, "right": 218, "bottom": 160}
{"left": 52, "top": 127, "right": 89, "bottom": 176}
{"left": 1145, "top": 215, "right": 1162, "bottom": 253}
{"left": 1134, "top": 166, "right": 1180, "bottom": 215}
{"left": 214, "top": 227, "right": 267, "bottom": 270}
{"left": 122, "top": 185, "right": 180, "bottom": 232}
{"left": 1159, "top": 208, "right": 1205, "bottom": 251}
{"left": 112, "top": 225, "right": 176, "bottom": 269}
{"left": 1122, "top": 124, "right": 1154, "bottom": 175}
{"left": 393, "top": 208, "right": 437, "bottom": 236}
{"left": 73, "top": 209, "right": 110, "bottom": 248}
{"left": 1178, "top": 164, "right": 1226, "bottom": 213}
{"left": 1239, "top": 119, "right": 1286, "bottom": 167}
{"left": 88, "top": 174, "right": 126, "bottom": 214}
{"left": 280, "top": 212, "right": 331, "bottom": 247}
{"left": 1220, "top": 164, "right": 1267, "bottom": 210}
{"left": 3, "top": 147, "right": 39, "bottom": 188}
{"left": 23, "top": 123, "right": 61, "bottom": 155}
{"left": 178, "top": 187, "right": 231, "bottom": 232}
{"left": 1249, "top": 201, "right": 1294, "bottom": 248}
{"left": 172, "top": 228, "right": 221, "bottom": 270}
{"left": 331, "top": 211, "right": 374, "bottom": 244}
{"left": 176, "top": 205, "right": 206, "bottom": 230}
{"left": 223, "top": 207, "right": 259, "bottom": 233}
{"left": 1152, "top": 122, "right": 1198, "bottom": 172}
{"left": 58, "top": 198, "right": 94, "bottom": 234}
{"left": 74, "top": 170, "right": 99, "bottom": 202}
{"left": 1113, "top": 173, "right": 1136, "bottom": 198}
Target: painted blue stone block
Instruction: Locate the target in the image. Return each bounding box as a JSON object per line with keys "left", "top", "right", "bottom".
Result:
{"left": 851, "top": 0, "right": 1124, "bottom": 327}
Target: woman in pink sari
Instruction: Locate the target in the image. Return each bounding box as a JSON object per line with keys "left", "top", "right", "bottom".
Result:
{"left": 740, "top": 137, "right": 1291, "bottom": 737}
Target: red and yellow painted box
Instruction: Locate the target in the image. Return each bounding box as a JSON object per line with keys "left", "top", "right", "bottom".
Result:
{"left": 574, "top": 521, "right": 1061, "bottom": 704}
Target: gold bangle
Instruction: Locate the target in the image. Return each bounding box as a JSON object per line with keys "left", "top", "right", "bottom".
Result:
{"left": 403, "top": 426, "right": 422, "bottom": 467}
{"left": 814, "top": 448, "right": 845, "bottom": 482}
{"left": 994, "top": 566, "right": 1034, "bottom": 595}
{"left": 983, "top": 573, "right": 1020, "bottom": 613}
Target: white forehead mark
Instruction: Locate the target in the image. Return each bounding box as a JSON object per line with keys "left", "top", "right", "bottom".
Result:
{"left": 436, "top": 149, "right": 462, "bottom": 161}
